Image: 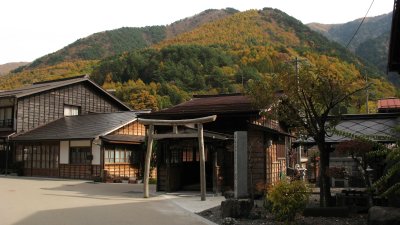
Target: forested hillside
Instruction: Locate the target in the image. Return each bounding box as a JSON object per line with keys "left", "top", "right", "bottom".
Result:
{"left": 21, "top": 26, "right": 166, "bottom": 70}
{"left": 0, "top": 60, "right": 96, "bottom": 90}
{"left": 308, "top": 13, "right": 392, "bottom": 74}
{"left": 13, "top": 8, "right": 237, "bottom": 72}
{"left": 92, "top": 8, "right": 396, "bottom": 111}
{"left": 2, "top": 8, "right": 237, "bottom": 90}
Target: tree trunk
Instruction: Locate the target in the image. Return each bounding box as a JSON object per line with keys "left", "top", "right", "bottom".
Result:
{"left": 318, "top": 144, "right": 333, "bottom": 207}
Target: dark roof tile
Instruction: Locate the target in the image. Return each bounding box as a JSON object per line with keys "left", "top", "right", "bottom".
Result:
{"left": 147, "top": 94, "right": 259, "bottom": 117}
{"left": 12, "top": 111, "right": 143, "bottom": 141}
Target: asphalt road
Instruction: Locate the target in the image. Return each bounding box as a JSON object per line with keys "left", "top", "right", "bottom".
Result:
{"left": 0, "top": 176, "right": 215, "bottom": 225}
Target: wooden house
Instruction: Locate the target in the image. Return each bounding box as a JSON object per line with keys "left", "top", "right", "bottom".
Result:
{"left": 0, "top": 75, "right": 148, "bottom": 180}
{"left": 377, "top": 98, "right": 400, "bottom": 113}
{"left": 140, "top": 94, "right": 291, "bottom": 196}
{"left": 11, "top": 111, "right": 147, "bottom": 180}
{"left": 296, "top": 113, "right": 400, "bottom": 187}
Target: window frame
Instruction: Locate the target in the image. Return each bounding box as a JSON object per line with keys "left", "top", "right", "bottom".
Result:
{"left": 63, "top": 104, "right": 80, "bottom": 116}
{"left": 104, "top": 145, "right": 137, "bottom": 164}
{"left": 0, "top": 106, "right": 13, "bottom": 128}
{"left": 69, "top": 146, "right": 92, "bottom": 165}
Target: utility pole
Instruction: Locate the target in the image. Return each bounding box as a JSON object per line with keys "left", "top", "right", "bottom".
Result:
{"left": 294, "top": 57, "right": 299, "bottom": 90}
{"left": 365, "top": 74, "right": 369, "bottom": 114}
{"left": 287, "top": 57, "right": 306, "bottom": 91}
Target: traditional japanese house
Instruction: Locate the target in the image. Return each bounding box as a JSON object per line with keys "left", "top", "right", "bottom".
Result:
{"left": 11, "top": 111, "right": 148, "bottom": 180}
{"left": 0, "top": 75, "right": 136, "bottom": 177}
{"left": 296, "top": 113, "right": 400, "bottom": 187}
{"left": 377, "top": 98, "right": 400, "bottom": 113}
{"left": 140, "top": 94, "right": 291, "bottom": 196}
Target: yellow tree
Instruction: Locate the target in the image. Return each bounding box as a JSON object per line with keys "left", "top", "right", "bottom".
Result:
{"left": 248, "top": 57, "right": 367, "bottom": 207}
{"left": 130, "top": 90, "right": 158, "bottom": 111}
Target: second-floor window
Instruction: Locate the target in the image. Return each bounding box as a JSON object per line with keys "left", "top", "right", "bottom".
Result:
{"left": 0, "top": 107, "right": 13, "bottom": 128}
{"left": 64, "top": 105, "right": 80, "bottom": 116}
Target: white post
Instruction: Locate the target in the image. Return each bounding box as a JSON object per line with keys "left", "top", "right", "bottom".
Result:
{"left": 144, "top": 125, "right": 154, "bottom": 198}
{"left": 198, "top": 123, "right": 206, "bottom": 201}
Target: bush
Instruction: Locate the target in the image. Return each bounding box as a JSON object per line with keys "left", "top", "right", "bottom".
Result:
{"left": 149, "top": 178, "right": 157, "bottom": 184}
{"left": 267, "top": 180, "right": 310, "bottom": 222}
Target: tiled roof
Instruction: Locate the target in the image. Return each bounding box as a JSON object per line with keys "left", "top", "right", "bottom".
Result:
{"left": 0, "top": 131, "right": 15, "bottom": 139}
{"left": 297, "top": 113, "right": 400, "bottom": 144}
{"left": 0, "top": 75, "right": 130, "bottom": 110}
{"left": 0, "top": 75, "right": 88, "bottom": 98}
{"left": 12, "top": 111, "right": 143, "bottom": 141}
{"left": 145, "top": 94, "right": 259, "bottom": 118}
{"left": 101, "top": 134, "right": 145, "bottom": 144}
{"left": 378, "top": 98, "right": 400, "bottom": 110}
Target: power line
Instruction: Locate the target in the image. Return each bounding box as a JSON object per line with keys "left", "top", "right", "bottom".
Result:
{"left": 345, "top": 0, "right": 375, "bottom": 49}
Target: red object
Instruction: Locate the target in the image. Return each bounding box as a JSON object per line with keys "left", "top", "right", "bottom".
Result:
{"left": 377, "top": 98, "right": 400, "bottom": 113}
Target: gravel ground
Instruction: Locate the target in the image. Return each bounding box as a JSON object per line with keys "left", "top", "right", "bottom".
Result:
{"left": 197, "top": 194, "right": 368, "bottom": 225}
{"left": 198, "top": 206, "right": 367, "bottom": 225}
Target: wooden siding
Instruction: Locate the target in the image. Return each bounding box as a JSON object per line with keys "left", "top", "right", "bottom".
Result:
{"left": 247, "top": 130, "right": 266, "bottom": 193}
{"left": 16, "top": 82, "right": 125, "bottom": 133}
{"left": 247, "top": 130, "right": 287, "bottom": 192}
{"left": 250, "top": 115, "right": 286, "bottom": 134}
{"left": 24, "top": 168, "right": 59, "bottom": 177}
{"left": 104, "top": 164, "right": 140, "bottom": 179}
{"left": 157, "top": 165, "right": 167, "bottom": 191}
{"left": 110, "top": 121, "right": 146, "bottom": 136}
{"left": 266, "top": 139, "right": 287, "bottom": 186}
{"left": 59, "top": 164, "right": 101, "bottom": 179}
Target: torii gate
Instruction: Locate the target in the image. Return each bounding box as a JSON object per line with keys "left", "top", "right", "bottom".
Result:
{"left": 138, "top": 115, "right": 217, "bottom": 201}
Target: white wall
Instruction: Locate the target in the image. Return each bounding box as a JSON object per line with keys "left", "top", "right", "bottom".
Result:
{"left": 92, "top": 140, "right": 101, "bottom": 165}
{"left": 60, "top": 141, "right": 69, "bottom": 164}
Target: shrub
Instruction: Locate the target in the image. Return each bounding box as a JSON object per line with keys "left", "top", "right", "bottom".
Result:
{"left": 267, "top": 180, "right": 310, "bottom": 222}
{"left": 149, "top": 178, "right": 157, "bottom": 184}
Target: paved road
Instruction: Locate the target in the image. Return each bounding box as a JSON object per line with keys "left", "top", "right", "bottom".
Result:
{"left": 0, "top": 176, "right": 215, "bottom": 225}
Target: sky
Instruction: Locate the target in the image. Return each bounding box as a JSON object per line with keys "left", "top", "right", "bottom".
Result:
{"left": 0, "top": 0, "right": 395, "bottom": 65}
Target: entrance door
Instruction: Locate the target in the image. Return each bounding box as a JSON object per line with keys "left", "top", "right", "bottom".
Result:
{"left": 158, "top": 140, "right": 213, "bottom": 192}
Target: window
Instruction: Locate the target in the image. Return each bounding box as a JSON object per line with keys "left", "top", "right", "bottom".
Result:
{"left": 170, "top": 149, "right": 181, "bottom": 164}
{"left": 64, "top": 105, "right": 80, "bottom": 116}
{"left": 70, "top": 147, "right": 91, "bottom": 164}
{"left": 0, "top": 107, "right": 13, "bottom": 128}
{"left": 105, "top": 145, "right": 136, "bottom": 164}
{"left": 15, "top": 145, "right": 23, "bottom": 162}
{"left": 182, "top": 148, "right": 193, "bottom": 162}
{"left": 18, "top": 143, "right": 59, "bottom": 168}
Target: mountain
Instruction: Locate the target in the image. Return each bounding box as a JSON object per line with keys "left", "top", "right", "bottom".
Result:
{"left": 91, "top": 8, "right": 396, "bottom": 111}
{"left": 166, "top": 8, "right": 239, "bottom": 39}
{"left": 1, "top": 8, "right": 396, "bottom": 112}
{"left": 17, "top": 8, "right": 238, "bottom": 71}
{"left": 0, "top": 61, "right": 96, "bottom": 90}
{"left": 0, "top": 62, "right": 29, "bottom": 75}
{"left": 307, "top": 13, "right": 392, "bottom": 74}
